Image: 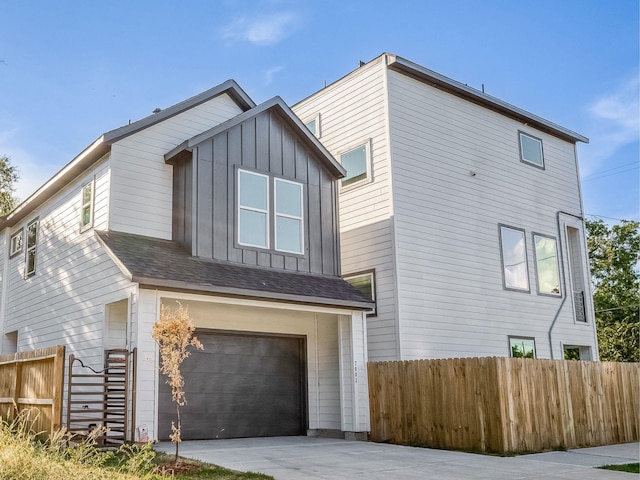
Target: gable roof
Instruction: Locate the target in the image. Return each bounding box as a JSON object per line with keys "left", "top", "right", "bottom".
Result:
{"left": 0, "top": 80, "right": 255, "bottom": 230}
{"left": 96, "top": 230, "right": 373, "bottom": 310}
{"left": 165, "top": 96, "right": 346, "bottom": 178}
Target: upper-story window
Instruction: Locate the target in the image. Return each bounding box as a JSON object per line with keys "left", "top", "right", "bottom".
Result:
{"left": 9, "top": 230, "right": 23, "bottom": 258}
{"left": 344, "top": 269, "right": 377, "bottom": 316}
{"left": 238, "top": 170, "right": 269, "bottom": 249}
{"left": 25, "top": 218, "right": 38, "bottom": 277}
{"left": 304, "top": 114, "right": 321, "bottom": 138}
{"left": 499, "top": 225, "right": 529, "bottom": 292}
{"left": 80, "top": 180, "right": 94, "bottom": 232}
{"left": 237, "top": 169, "right": 304, "bottom": 254}
{"left": 275, "top": 178, "right": 304, "bottom": 254}
{"left": 519, "top": 131, "right": 545, "bottom": 169}
{"left": 340, "top": 140, "right": 371, "bottom": 188}
{"left": 533, "top": 233, "right": 561, "bottom": 296}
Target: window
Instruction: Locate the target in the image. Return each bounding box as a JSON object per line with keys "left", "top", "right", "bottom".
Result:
{"left": 509, "top": 337, "right": 536, "bottom": 358}
{"left": 533, "top": 234, "right": 560, "bottom": 295}
{"left": 25, "top": 219, "right": 38, "bottom": 277}
{"left": 9, "top": 230, "right": 23, "bottom": 258}
{"left": 304, "top": 114, "right": 320, "bottom": 137}
{"left": 238, "top": 170, "right": 269, "bottom": 249}
{"left": 237, "top": 170, "right": 305, "bottom": 254}
{"left": 500, "top": 225, "right": 529, "bottom": 291}
{"left": 340, "top": 141, "right": 370, "bottom": 188}
{"left": 519, "top": 131, "right": 544, "bottom": 168}
{"left": 275, "top": 178, "right": 304, "bottom": 254}
{"left": 80, "top": 180, "right": 94, "bottom": 231}
{"left": 344, "top": 270, "right": 376, "bottom": 316}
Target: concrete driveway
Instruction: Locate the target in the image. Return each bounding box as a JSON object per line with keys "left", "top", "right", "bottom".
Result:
{"left": 156, "top": 437, "right": 639, "bottom": 479}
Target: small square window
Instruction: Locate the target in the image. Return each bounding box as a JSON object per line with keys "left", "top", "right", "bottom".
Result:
{"left": 9, "top": 230, "right": 23, "bottom": 258}
{"left": 80, "top": 180, "right": 94, "bottom": 231}
{"left": 519, "top": 131, "right": 545, "bottom": 168}
{"left": 304, "top": 114, "right": 320, "bottom": 138}
{"left": 340, "top": 141, "right": 371, "bottom": 188}
{"left": 509, "top": 337, "right": 536, "bottom": 358}
{"left": 499, "top": 225, "right": 529, "bottom": 292}
{"left": 344, "top": 270, "right": 376, "bottom": 316}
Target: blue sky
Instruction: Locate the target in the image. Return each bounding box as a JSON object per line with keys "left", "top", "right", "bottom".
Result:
{"left": 0, "top": 0, "right": 638, "bottom": 222}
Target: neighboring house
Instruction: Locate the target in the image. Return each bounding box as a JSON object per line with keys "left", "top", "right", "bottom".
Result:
{"left": 0, "top": 81, "right": 373, "bottom": 441}
{"left": 293, "top": 53, "right": 598, "bottom": 362}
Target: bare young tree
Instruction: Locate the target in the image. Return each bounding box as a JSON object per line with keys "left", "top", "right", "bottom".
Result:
{"left": 151, "top": 302, "right": 203, "bottom": 463}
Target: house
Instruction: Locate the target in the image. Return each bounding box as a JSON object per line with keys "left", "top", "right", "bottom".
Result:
{"left": 293, "top": 53, "right": 598, "bottom": 362}
{"left": 0, "top": 81, "right": 373, "bottom": 442}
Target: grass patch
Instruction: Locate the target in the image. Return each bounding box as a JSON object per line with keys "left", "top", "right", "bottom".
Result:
{"left": 598, "top": 463, "right": 640, "bottom": 474}
{"left": 0, "top": 409, "right": 272, "bottom": 480}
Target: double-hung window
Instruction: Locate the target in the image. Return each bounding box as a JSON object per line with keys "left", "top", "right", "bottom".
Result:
{"left": 533, "top": 234, "right": 560, "bottom": 295}
{"left": 238, "top": 170, "right": 304, "bottom": 254}
{"left": 80, "top": 180, "right": 94, "bottom": 231}
{"left": 519, "top": 131, "right": 545, "bottom": 169}
{"left": 25, "top": 219, "right": 38, "bottom": 277}
{"left": 499, "top": 225, "right": 529, "bottom": 291}
{"left": 275, "top": 179, "right": 303, "bottom": 254}
{"left": 238, "top": 170, "right": 269, "bottom": 249}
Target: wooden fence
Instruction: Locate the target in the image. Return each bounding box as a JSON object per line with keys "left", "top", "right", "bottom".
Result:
{"left": 368, "top": 357, "right": 639, "bottom": 453}
{"left": 0, "top": 345, "right": 65, "bottom": 436}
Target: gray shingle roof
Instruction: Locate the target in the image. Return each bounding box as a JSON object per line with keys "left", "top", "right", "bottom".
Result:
{"left": 96, "top": 230, "right": 374, "bottom": 310}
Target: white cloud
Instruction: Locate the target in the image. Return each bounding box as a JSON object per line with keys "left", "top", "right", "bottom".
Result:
{"left": 264, "top": 65, "right": 284, "bottom": 85}
{"left": 580, "top": 76, "right": 639, "bottom": 176}
{"left": 222, "top": 11, "right": 299, "bottom": 46}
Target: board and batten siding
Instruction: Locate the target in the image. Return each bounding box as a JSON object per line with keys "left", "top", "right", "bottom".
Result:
{"left": 293, "top": 57, "right": 399, "bottom": 361}
{"left": 173, "top": 109, "right": 340, "bottom": 275}
{"left": 386, "top": 69, "right": 597, "bottom": 360}
{"left": 1, "top": 157, "right": 135, "bottom": 368}
{"left": 109, "top": 93, "right": 244, "bottom": 240}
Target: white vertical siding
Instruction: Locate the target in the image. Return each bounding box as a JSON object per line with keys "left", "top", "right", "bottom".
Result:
{"left": 386, "top": 70, "right": 597, "bottom": 360}
{"left": 109, "top": 94, "right": 244, "bottom": 239}
{"left": 293, "top": 58, "right": 399, "bottom": 362}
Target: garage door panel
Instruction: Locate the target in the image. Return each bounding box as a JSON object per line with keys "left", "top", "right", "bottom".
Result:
{"left": 158, "top": 331, "right": 306, "bottom": 440}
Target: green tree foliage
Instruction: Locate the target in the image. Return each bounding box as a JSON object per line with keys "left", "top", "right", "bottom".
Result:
{"left": 0, "top": 154, "right": 19, "bottom": 215}
{"left": 586, "top": 219, "right": 640, "bottom": 362}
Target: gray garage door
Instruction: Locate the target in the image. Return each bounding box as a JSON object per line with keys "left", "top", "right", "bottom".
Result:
{"left": 158, "top": 330, "right": 306, "bottom": 440}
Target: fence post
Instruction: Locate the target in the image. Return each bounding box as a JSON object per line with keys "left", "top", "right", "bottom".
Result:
{"left": 50, "top": 345, "right": 65, "bottom": 434}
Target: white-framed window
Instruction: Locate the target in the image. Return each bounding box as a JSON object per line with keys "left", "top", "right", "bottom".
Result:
{"left": 533, "top": 233, "right": 561, "bottom": 296}
{"left": 304, "top": 114, "right": 321, "bottom": 138}
{"left": 80, "top": 179, "right": 94, "bottom": 231}
{"left": 344, "top": 270, "right": 376, "bottom": 316}
{"left": 509, "top": 336, "right": 536, "bottom": 358}
{"left": 238, "top": 170, "right": 269, "bottom": 249}
{"left": 519, "top": 131, "right": 545, "bottom": 169}
{"left": 275, "top": 178, "right": 304, "bottom": 254}
{"left": 339, "top": 140, "right": 371, "bottom": 188}
{"left": 25, "top": 218, "right": 38, "bottom": 277}
{"left": 499, "top": 225, "right": 529, "bottom": 292}
{"left": 9, "top": 229, "right": 23, "bottom": 258}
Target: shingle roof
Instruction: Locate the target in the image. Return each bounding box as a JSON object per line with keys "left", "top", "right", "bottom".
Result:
{"left": 96, "top": 230, "right": 374, "bottom": 310}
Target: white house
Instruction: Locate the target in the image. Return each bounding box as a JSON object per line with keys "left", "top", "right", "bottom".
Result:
{"left": 293, "top": 53, "right": 598, "bottom": 362}
{"left": 0, "top": 81, "right": 372, "bottom": 442}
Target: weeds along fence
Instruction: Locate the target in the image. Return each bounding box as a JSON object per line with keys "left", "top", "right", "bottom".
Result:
{"left": 368, "top": 357, "right": 639, "bottom": 453}
{"left": 0, "top": 346, "right": 65, "bottom": 436}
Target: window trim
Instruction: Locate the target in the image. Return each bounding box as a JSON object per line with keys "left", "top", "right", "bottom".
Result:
{"left": 508, "top": 336, "right": 536, "bottom": 359}
{"left": 499, "top": 224, "right": 530, "bottom": 293}
{"left": 304, "top": 113, "right": 321, "bottom": 138}
{"left": 237, "top": 169, "right": 270, "bottom": 250}
{"left": 338, "top": 139, "right": 372, "bottom": 191}
{"left": 25, "top": 218, "right": 38, "bottom": 278}
{"left": 9, "top": 229, "right": 23, "bottom": 258}
{"left": 518, "top": 131, "right": 545, "bottom": 170}
{"left": 532, "top": 232, "right": 562, "bottom": 297}
{"left": 80, "top": 179, "right": 95, "bottom": 233}
{"left": 274, "top": 177, "right": 305, "bottom": 255}
{"left": 343, "top": 269, "right": 377, "bottom": 317}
